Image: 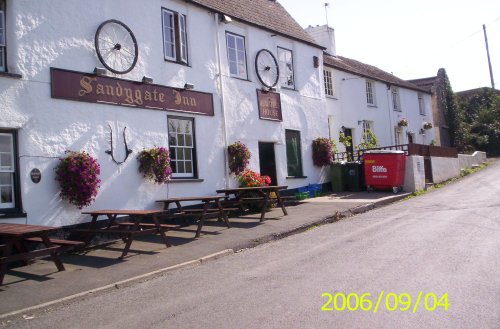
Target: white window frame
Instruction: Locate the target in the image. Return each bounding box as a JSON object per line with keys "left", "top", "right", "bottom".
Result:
{"left": 226, "top": 32, "right": 247, "bottom": 80}
{"left": 391, "top": 86, "right": 401, "bottom": 111}
{"left": 366, "top": 80, "right": 376, "bottom": 106}
{"left": 418, "top": 93, "right": 425, "bottom": 115}
{"left": 168, "top": 117, "right": 196, "bottom": 178}
{"left": 0, "top": 2, "right": 6, "bottom": 72}
{"left": 278, "top": 47, "right": 294, "bottom": 89}
{"left": 0, "top": 133, "right": 15, "bottom": 209}
{"left": 162, "top": 8, "right": 188, "bottom": 64}
{"left": 394, "top": 126, "right": 402, "bottom": 145}
{"left": 323, "top": 69, "right": 334, "bottom": 97}
{"left": 362, "top": 121, "right": 374, "bottom": 144}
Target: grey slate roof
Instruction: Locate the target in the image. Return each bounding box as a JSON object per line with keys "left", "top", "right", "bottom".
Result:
{"left": 324, "top": 54, "right": 429, "bottom": 93}
{"left": 407, "top": 76, "right": 436, "bottom": 93}
{"left": 187, "top": 0, "right": 322, "bottom": 48}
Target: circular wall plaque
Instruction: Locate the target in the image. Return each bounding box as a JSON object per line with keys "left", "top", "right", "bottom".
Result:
{"left": 30, "top": 168, "right": 42, "bottom": 184}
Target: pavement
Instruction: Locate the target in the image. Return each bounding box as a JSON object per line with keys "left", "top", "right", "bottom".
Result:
{"left": 0, "top": 190, "right": 409, "bottom": 318}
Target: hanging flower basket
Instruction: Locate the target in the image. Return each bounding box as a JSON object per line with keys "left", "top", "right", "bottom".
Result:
{"left": 398, "top": 118, "right": 409, "bottom": 127}
{"left": 237, "top": 169, "right": 271, "bottom": 187}
{"left": 228, "top": 141, "right": 251, "bottom": 175}
{"left": 137, "top": 147, "right": 172, "bottom": 184}
{"left": 312, "top": 138, "right": 336, "bottom": 167}
{"left": 423, "top": 122, "right": 433, "bottom": 130}
{"left": 55, "top": 151, "right": 101, "bottom": 209}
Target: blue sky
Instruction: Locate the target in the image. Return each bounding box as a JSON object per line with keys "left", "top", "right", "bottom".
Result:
{"left": 279, "top": 0, "right": 500, "bottom": 92}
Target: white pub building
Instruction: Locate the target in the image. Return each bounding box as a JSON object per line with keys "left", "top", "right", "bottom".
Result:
{"left": 0, "top": 0, "right": 433, "bottom": 227}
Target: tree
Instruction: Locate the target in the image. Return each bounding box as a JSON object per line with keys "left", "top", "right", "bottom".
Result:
{"left": 456, "top": 88, "right": 500, "bottom": 155}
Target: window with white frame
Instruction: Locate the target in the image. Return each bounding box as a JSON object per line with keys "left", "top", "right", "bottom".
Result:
{"left": 366, "top": 80, "right": 376, "bottom": 106}
{"left": 394, "top": 126, "right": 402, "bottom": 145}
{"left": 278, "top": 47, "right": 294, "bottom": 88}
{"left": 168, "top": 117, "right": 196, "bottom": 178}
{"left": 0, "top": 0, "right": 6, "bottom": 71}
{"left": 418, "top": 93, "right": 425, "bottom": 115}
{"left": 226, "top": 32, "right": 247, "bottom": 79}
{"left": 0, "top": 132, "right": 16, "bottom": 210}
{"left": 391, "top": 86, "right": 401, "bottom": 111}
{"left": 362, "top": 121, "right": 374, "bottom": 144}
{"left": 323, "top": 69, "right": 334, "bottom": 97}
{"left": 162, "top": 8, "right": 188, "bottom": 64}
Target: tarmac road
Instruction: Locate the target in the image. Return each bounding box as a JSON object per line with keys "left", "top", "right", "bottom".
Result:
{"left": 4, "top": 161, "right": 500, "bottom": 329}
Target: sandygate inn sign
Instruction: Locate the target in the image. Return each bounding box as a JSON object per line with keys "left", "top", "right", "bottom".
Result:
{"left": 50, "top": 68, "right": 214, "bottom": 116}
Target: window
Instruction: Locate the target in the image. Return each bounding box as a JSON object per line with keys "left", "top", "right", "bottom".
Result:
{"left": 391, "top": 86, "right": 401, "bottom": 111}
{"left": 285, "top": 130, "right": 303, "bottom": 177}
{"left": 168, "top": 117, "right": 196, "bottom": 178}
{"left": 0, "top": 0, "right": 5, "bottom": 71}
{"left": 162, "top": 8, "right": 188, "bottom": 64}
{"left": 418, "top": 93, "right": 425, "bottom": 115}
{"left": 0, "top": 132, "right": 18, "bottom": 210}
{"left": 366, "top": 80, "right": 376, "bottom": 106}
{"left": 278, "top": 47, "right": 294, "bottom": 88}
{"left": 323, "top": 70, "right": 334, "bottom": 97}
{"left": 394, "top": 126, "right": 402, "bottom": 145}
{"left": 362, "top": 121, "right": 374, "bottom": 144}
{"left": 226, "top": 32, "right": 247, "bottom": 79}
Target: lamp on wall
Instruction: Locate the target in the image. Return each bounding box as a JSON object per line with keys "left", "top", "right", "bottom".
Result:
{"left": 357, "top": 120, "right": 366, "bottom": 125}
{"left": 220, "top": 14, "right": 232, "bottom": 24}
{"left": 142, "top": 76, "right": 153, "bottom": 84}
{"left": 184, "top": 83, "right": 195, "bottom": 90}
{"left": 341, "top": 126, "right": 346, "bottom": 132}
{"left": 94, "top": 67, "right": 107, "bottom": 76}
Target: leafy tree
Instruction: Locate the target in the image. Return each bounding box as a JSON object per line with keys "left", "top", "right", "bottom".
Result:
{"left": 456, "top": 88, "right": 500, "bottom": 155}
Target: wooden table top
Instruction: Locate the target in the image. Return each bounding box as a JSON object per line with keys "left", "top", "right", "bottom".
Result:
{"left": 0, "top": 223, "right": 59, "bottom": 237}
{"left": 81, "top": 210, "right": 166, "bottom": 216}
{"left": 216, "top": 186, "right": 288, "bottom": 193}
{"left": 156, "top": 196, "right": 226, "bottom": 203}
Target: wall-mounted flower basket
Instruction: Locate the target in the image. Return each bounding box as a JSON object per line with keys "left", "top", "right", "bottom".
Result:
{"left": 137, "top": 147, "right": 172, "bottom": 184}
{"left": 397, "top": 118, "right": 409, "bottom": 127}
{"left": 423, "top": 122, "right": 433, "bottom": 130}
{"left": 55, "top": 151, "right": 101, "bottom": 209}
{"left": 228, "top": 141, "right": 251, "bottom": 175}
{"left": 312, "top": 137, "right": 336, "bottom": 167}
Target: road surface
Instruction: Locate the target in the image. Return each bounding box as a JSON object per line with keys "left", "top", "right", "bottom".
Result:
{"left": 4, "top": 162, "right": 500, "bottom": 328}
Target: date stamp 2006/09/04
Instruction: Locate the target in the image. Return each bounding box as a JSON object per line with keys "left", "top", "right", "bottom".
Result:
{"left": 321, "top": 292, "right": 449, "bottom": 313}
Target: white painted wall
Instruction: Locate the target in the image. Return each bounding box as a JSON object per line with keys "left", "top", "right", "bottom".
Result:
{"left": 402, "top": 155, "right": 426, "bottom": 192}
{"left": 458, "top": 151, "right": 487, "bottom": 169}
{"left": 324, "top": 68, "right": 435, "bottom": 152}
{"left": 430, "top": 157, "right": 461, "bottom": 183}
{"left": 1, "top": 0, "right": 326, "bottom": 226}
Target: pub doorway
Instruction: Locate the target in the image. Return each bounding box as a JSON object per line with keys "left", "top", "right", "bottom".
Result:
{"left": 258, "top": 142, "right": 277, "bottom": 185}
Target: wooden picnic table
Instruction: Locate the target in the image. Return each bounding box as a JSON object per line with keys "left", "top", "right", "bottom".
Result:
{"left": 216, "top": 185, "right": 289, "bottom": 222}
{"left": 0, "top": 223, "right": 67, "bottom": 285}
{"left": 156, "top": 196, "right": 232, "bottom": 238}
{"left": 75, "top": 210, "right": 177, "bottom": 259}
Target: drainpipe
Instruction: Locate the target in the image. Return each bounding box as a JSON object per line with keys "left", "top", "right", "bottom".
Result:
{"left": 386, "top": 83, "right": 394, "bottom": 144}
{"left": 214, "top": 13, "right": 230, "bottom": 188}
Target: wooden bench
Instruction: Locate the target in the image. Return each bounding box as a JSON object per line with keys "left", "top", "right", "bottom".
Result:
{"left": 116, "top": 223, "right": 180, "bottom": 230}
{"left": 24, "top": 237, "right": 85, "bottom": 251}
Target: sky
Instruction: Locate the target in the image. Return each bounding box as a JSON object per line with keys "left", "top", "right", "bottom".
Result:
{"left": 279, "top": 0, "right": 500, "bottom": 92}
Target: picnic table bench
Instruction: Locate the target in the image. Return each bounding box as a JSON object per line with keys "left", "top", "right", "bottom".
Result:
{"left": 0, "top": 223, "right": 79, "bottom": 285}
{"left": 156, "top": 196, "right": 232, "bottom": 238}
{"left": 74, "top": 210, "right": 178, "bottom": 259}
{"left": 216, "top": 186, "right": 289, "bottom": 222}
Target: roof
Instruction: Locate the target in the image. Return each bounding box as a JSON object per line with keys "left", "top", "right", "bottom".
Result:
{"left": 407, "top": 76, "right": 436, "bottom": 92}
{"left": 323, "top": 54, "right": 429, "bottom": 93}
{"left": 187, "top": 0, "right": 322, "bottom": 49}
